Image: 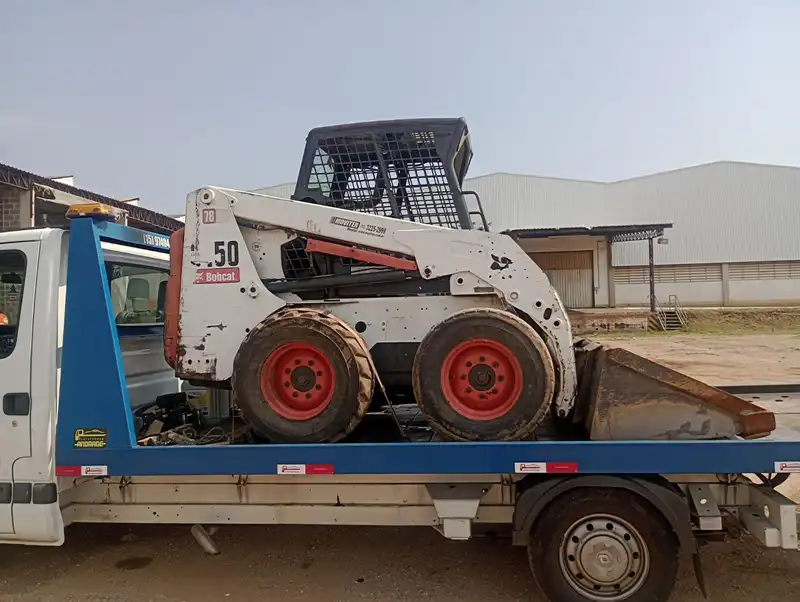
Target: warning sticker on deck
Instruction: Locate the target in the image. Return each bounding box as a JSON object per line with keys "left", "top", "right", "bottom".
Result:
{"left": 774, "top": 461, "right": 800, "bottom": 473}
{"left": 514, "top": 462, "right": 579, "bottom": 474}
{"left": 277, "top": 464, "right": 335, "bottom": 475}
{"left": 56, "top": 465, "right": 108, "bottom": 477}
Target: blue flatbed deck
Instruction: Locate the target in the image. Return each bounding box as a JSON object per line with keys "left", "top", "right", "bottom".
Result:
{"left": 53, "top": 218, "right": 800, "bottom": 479}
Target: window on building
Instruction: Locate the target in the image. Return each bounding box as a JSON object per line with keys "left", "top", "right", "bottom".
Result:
{"left": 105, "top": 262, "right": 169, "bottom": 326}
{"left": 0, "top": 251, "right": 26, "bottom": 359}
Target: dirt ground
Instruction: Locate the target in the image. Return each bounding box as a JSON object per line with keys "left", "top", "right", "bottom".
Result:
{"left": 0, "top": 522, "right": 798, "bottom": 602}
{"left": 683, "top": 308, "right": 800, "bottom": 335}
{"left": 592, "top": 332, "right": 800, "bottom": 385}
{"left": 0, "top": 332, "right": 798, "bottom": 602}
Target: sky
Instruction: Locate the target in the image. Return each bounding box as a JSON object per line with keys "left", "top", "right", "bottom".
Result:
{"left": 2, "top": 1, "right": 800, "bottom": 215}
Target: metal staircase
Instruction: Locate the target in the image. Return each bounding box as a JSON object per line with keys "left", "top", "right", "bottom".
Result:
{"left": 648, "top": 295, "right": 689, "bottom": 331}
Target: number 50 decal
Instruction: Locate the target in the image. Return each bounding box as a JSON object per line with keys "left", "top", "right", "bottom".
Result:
{"left": 214, "top": 241, "right": 240, "bottom": 267}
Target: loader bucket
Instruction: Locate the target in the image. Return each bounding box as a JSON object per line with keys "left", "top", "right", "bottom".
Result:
{"left": 573, "top": 341, "right": 776, "bottom": 441}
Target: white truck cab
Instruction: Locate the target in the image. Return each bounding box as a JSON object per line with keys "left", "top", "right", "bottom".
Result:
{"left": 0, "top": 224, "right": 178, "bottom": 542}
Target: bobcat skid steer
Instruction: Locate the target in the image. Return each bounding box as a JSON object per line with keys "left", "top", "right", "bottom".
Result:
{"left": 163, "top": 118, "right": 775, "bottom": 444}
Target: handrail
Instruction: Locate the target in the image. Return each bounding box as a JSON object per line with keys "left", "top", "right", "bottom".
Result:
{"left": 668, "top": 294, "right": 689, "bottom": 327}
{"left": 651, "top": 295, "right": 667, "bottom": 330}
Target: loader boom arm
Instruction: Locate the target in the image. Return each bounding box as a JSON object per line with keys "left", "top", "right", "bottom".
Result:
{"left": 171, "top": 186, "right": 578, "bottom": 415}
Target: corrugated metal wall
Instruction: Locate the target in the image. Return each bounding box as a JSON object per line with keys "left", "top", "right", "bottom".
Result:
{"left": 614, "top": 263, "right": 724, "bottom": 285}
{"left": 530, "top": 251, "right": 594, "bottom": 308}
{"left": 614, "top": 263, "right": 725, "bottom": 307}
{"left": 614, "top": 259, "right": 800, "bottom": 307}
{"left": 606, "top": 163, "right": 800, "bottom": 266}
{"left": 728, "top": 261, "right": 800, "bottom": 280}
{"left": 462, "top": 163, "right": 800, "bottom": 267}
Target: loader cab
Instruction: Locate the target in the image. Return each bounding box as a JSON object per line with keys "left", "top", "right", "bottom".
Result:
{"left": 293, "top": 118, "right": 489, "bottom": 231}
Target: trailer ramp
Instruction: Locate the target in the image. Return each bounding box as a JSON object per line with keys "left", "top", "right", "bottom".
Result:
{"left": 574, "top": 341, "right": 777, "bottom": 441}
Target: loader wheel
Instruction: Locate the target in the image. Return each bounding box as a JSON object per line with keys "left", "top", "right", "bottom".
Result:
{"left": 412, "top": 308, "right": 555, "bottom": 441}
{"left": 528, "top": 489, "right": 679, "bottom": 602}
{"left": 232, "top": 308, "right": 374, "bottom": 443}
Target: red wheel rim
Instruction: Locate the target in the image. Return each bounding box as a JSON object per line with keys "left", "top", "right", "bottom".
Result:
{"left": 261, "top": 343, "right": 335, "bottom": 420}
{"left": 440, "top": 338, "right": 523, "bottom": 421}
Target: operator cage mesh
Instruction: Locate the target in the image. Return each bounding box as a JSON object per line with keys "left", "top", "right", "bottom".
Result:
{"left": 293, "top": 119, "right": 473, "bottom": 230}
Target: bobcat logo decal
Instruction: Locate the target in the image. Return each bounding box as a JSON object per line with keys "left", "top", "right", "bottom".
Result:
{"left": 490, "top": 254, "right": 513, "bottom": 271}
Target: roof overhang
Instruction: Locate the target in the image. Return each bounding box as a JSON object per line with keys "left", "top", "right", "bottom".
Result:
{"left": 506, "top": 223, "right": 673, "bottom": 243}
{"left": 1, "top": 162, "right": 182, "bottom": 233}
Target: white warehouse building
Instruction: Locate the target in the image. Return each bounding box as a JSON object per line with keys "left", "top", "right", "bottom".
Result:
{"left": 255, "top": 160, "right": 800, "bottom": 309}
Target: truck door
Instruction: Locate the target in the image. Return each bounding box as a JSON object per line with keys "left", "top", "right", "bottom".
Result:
{"left": 0, "top": 242, "right": 39, "bottom": 536}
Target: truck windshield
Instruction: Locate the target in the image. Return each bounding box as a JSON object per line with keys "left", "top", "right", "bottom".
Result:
{"left": 105, "top": 261, "right": 170, "bottom": 326}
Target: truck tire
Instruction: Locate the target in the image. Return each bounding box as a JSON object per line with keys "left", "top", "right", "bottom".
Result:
{"left": 232, "top": 308, "right": 374, "bottom": 443}
{"left": 411, "top": 308, "right": 555, "bottom": 441}
{"left": 527, "top": 488, "right": 679, "bottom": 602}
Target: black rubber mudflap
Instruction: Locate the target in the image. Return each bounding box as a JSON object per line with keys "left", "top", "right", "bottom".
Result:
{"left": 573, "top": 341, "right": 776, "bottom": 440}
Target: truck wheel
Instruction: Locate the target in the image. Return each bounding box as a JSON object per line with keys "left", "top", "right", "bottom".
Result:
{"left": 412, "top": 308, "right": 555, "bottom": 441}
{"left": 232, "top": 308, "right": 374, "bottom": 443}
{"left": 528, "top": 488, "right": 679, "bottom": 602}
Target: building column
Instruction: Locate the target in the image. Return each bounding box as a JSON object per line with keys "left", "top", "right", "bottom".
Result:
{"left": 648, "top": 237, "right": 656, "bottom": 312}
{"left": 606, "top": 238, "right": 616, "bottom": 308}
{"left": 21, "top": 188, "right": 34, "bottom": 227}
{"left": 721, "top": 263, "right": 730, "bottom": 307}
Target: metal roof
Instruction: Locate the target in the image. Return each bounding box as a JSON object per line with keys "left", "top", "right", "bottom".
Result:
{"left": 0, "top": 162, "right": 182, "bottom": 233}
{"left": 509, "top": 223, "right": 672, "bottom": 243}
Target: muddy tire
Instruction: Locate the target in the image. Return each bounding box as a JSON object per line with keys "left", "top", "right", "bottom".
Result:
{"left": 232, "top": 308, "right": 374, "bottom": 443}
{"left": 528, "top": 488, "right": 679, "bottom": 602}
{"left": 411, "top": 308, "right": 555, "bottom": 441}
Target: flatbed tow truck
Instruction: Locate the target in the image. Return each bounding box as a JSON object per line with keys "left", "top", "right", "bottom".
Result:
{"left": 0, "top": 203, "right": 798, "bottom": 602}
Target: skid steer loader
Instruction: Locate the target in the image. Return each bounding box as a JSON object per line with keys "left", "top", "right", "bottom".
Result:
{"left": 163, "top": 118, "right": 776, "bottom": 444}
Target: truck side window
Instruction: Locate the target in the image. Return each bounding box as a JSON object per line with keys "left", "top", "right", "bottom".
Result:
{"left": 0, "top": 251, "right": 26, "bottom": 359}
{"left": 105, "top": 261, "right": 169, "bottom": 326}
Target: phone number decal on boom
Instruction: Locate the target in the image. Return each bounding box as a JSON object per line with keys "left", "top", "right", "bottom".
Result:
{"left": 329, "top": 216, "right": 387, "bottom": 238}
